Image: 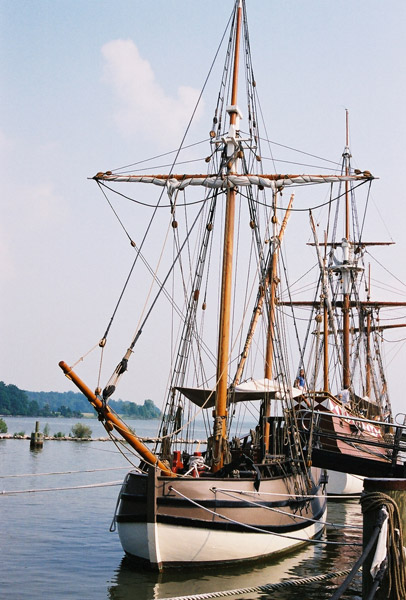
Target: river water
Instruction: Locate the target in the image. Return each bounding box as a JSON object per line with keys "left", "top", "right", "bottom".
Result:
{"left": 0, "top": 417, "right": 362, "bottom": 599}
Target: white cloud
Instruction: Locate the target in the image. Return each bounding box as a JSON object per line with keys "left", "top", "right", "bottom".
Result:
{"left": 101, "top": 39, "right": 203, "bottom": 144}
{"left": 0, "top": 129, "right": 66, "bottom": 282}
{"left": 4, "top": 181, "right": 66, "bottom": 232}
{"left": 0, "top": 178, "right": 67, "bottom": 283}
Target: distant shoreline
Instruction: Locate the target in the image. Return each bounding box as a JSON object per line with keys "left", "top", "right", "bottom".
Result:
{"left": 0, "top": 413, "right": 160, "bottom": 420}
{"left": 0, "top": 433, "right": 206, "bottom": 443}
{"left": 0, "top": 434, "right": 111, "bottom": 441}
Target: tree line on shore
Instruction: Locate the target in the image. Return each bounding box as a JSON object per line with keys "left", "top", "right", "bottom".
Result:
{"left": 0, "top": 381, "right": 161, "bottom": 419}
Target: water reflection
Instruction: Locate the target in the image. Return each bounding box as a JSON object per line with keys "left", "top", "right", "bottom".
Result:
{"left": 108, "top": 545, "right": 316, "bottom": 600}
{"left": 107, "top": 502, "right": 362, "bottom": 600}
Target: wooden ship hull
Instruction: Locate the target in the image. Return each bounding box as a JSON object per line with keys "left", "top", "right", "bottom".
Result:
{"left": 296, "top": 393, "right": 406, "bottom": 483}
{"left": 116, "top": 467, "right": 327, "bottom": 569}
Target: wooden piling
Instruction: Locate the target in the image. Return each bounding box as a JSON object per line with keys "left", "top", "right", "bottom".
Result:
{"left": 30, "top": 421, "right": 43, "bottom": 448}
{"left": 362, "top": 478, "right": 406, "bottom": 599}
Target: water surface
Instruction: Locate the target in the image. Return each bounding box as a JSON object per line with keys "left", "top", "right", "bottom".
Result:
{"left": 0, "top": 417, "right": 362, "bottom": 599}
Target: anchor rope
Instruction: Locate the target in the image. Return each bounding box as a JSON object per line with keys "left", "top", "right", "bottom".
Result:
{"left": 156, "top": 568, "right": 352, "bottom": 600}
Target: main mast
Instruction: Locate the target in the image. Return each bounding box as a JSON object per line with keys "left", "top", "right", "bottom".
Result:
{"left": 212, "top": 0, "right": 242, "bottom": 471}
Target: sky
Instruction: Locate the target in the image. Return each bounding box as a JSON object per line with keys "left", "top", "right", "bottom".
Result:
{"left": 1, "top": 0, "right": 406, "bottom": 416}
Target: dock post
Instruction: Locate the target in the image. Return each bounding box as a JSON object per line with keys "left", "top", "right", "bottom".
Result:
{"left": 30, "top": 421, "right": 44, "bottom": 449}
{"left": 361, "top": 478, "right": 406, "bottom": 599}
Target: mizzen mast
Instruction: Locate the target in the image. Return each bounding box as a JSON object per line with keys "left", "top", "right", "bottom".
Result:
{"left": 342, "top": 109, "right": 351, "bottom": 390}
{"left": 262, "top": 194, "right": 294, "bottom": 454}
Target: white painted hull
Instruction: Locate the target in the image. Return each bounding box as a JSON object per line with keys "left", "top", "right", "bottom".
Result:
{"left": 117, "top": 506, "right": 327, "bottom": 566}
{"left": 326, "top": 470, "right": 364, "bottom": 495}
{"left": 115, "top": 467, "right": 327, "bottom": 569}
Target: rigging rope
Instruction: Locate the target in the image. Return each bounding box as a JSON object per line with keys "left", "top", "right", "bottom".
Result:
{"left": 213, "top": 488, "right": 361, "bottom": 530}
{"left": 102, "top": 200, "right": 208, "bottom": 400}
{"left": 366, "top": 250, "right": 406, "bottom": 290}
{"left": 109, "top": 139, "right": 209, "bottom": 173}
{"left": 169, "top": 487, "right": 359, "bottom": 547}
{"left": 95, "top": 10, "right": 233, "bottom": 366}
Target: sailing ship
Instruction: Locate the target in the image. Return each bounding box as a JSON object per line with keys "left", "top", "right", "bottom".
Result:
{"left": 58, "top": 0, "right": 383, "bottom": 568}
{"left": 284, "top": 111, "right": 406, "bottom": 494}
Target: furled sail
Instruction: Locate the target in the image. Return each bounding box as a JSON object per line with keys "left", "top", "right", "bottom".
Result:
{"left": 93, "top": 172, "right": 374, "bottom": 196}
{"left": 176, "top": 378, "right": 303, "bottom": 408}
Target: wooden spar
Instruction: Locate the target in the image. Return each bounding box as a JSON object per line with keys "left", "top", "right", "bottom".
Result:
{"left": 318, "top": 323, "right": 406, "bottom": 335}
{"left": 342, "top": 293, "right": 351, "bottom": 389}
{"left": 309, "top": 213, "right": 337, "bottom": 391}
{"left": 323, "top": 302, "right": 329, "bottom": 391}
{"left": 323, "top": 231, "right": 329, "bottom": 392}
{"left": 58, "top": 361, "right": 175, "bottom": 477}
{"left": 345, "top": 110, "right": 350, "bottom": 241}
{"left": 263, "top": 195, "right": 294, "bottom": 453}
{"left": 307, "top": 242, "right": 394, "bottom": 247}
{"left": 343, "top": 109, "right": 351, "bottom": 390}
{"left": 213, "top": 0, "right": 242, "bottom": 471}
{"left": 366, "top": 310, "right": 372, "bottom": 397}
{"left": 93, "top": 172, "right": 374, "bottom": 184}
{"left": 232, "top": 195, "right": 294, "bottom": 389}
{"left": 278, "top": 300, "right": 406, "bottom": 308}
{"left": 366, "top": 264, "right": 371, "bottom": 398}
{"left": 232, "top": 281, "right": 267, "bottom": 386}
{"left": 265, "top": 194, "right": 294, "bottom": 379}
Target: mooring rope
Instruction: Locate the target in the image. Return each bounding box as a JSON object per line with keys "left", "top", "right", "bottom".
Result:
{"left": 156, "top": 568, "right": 352, "bottom": 600}
{"left": 1, "top": 480, "right": 122, "bottom": 495}
{"left": 360, "top": 491, "right": 406, "bottom": 600}
{"left": 0, "top": 466, "right": 129, "bottom": 479}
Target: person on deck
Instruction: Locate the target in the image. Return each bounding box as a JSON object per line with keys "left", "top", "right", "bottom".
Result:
{"left": 338, "top": 389, "right": 350, "bottom": 405}
{"left": 294, "top": 368, "right": 306, "bottom": 391}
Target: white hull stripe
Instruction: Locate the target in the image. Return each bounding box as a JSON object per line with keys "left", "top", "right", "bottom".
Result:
{"left": 117, "top": 507, "right": 327, "bottom": 566}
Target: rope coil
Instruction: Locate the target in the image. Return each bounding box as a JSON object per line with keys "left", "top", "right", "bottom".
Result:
{"left": 361, "top": 491, "right": 406, "bottom": 600}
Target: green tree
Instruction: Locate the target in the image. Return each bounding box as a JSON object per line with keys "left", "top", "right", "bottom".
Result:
{"left": 0, "top": 382, "right": 11, "bottom": 414}
{"left": 142, "top": 399, "right": 161, "bottom": 418}
{"left": 41, "top": 403, "right": 52, "bottom": 417}
{"left": 27, "top": 400, "right": 40, "bottom": 416}
{"left": 70, "top": 423, "right": 92, "bottom": 439}
{"left": 0, "top": 418, "right": 7, "bottom": 433}
{"left": 0, "top": 382, "right": 29, "bottom": 415}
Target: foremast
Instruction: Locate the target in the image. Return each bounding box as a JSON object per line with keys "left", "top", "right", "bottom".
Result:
{"left": 212, "top": 0, "right": 243, "bottom": 471}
